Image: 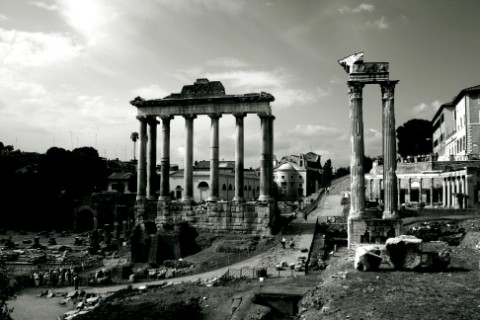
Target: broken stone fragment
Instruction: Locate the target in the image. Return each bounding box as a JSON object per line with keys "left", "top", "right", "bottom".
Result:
{"left": 386, "top": 235, "right": 422, "bottom": 270}
{"left": 354, "top": 245, "right": 383, "bottom": 271}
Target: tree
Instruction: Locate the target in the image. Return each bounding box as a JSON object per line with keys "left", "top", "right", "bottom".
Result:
{"left": 0, "top": 261, "right": 19, "bottom": 320}
{"left": 335, "top": 167, "right": 350, "bottom": 178}
{"left": 322, "top": 159, "right": 333, "bottom": 186}
{"left": 396, "top": 119, "right": 432, "bottom": 158}
{"left": 130, "top": 132, "right": 139, "bottom": 161}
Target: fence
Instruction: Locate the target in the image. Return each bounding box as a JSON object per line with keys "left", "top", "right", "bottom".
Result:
{"left": 222, "top": 267, "right": 304, "bottom": 280}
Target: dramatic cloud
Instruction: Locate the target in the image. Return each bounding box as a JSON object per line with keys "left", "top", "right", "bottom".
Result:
{"left": 411, "top": 100, "right": 441, "bottom": 118}
{"left": 0, "top": 28, "right": 83, "bottom": 68}
{"left": 339, "top": 3, "right": 375, "bottom": 14}
{"left": 367, "top": 16, "right": 389, "bottom": 30}
{"left": 29, "top": 1, "right": 59, "bottom": 11}
{"left": 206, "top": 57, "right": 250, "bottom": 68}
{"left": 132, "top": 84, "right": 170, "bottom": 100}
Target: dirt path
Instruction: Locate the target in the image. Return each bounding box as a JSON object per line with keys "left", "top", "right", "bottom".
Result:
{"left": 10, "top": 179, "right": 350, "bottom": 320}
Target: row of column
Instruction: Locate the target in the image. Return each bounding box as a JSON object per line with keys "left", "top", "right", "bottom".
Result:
{"left": 136, "top": 113, "right": 275, "bottom": 204}
{"left": 348, "top": 80, "right": 398, "bottom": 220}
{"left": 442, "top": 176, "right": 466, "bottom": 208}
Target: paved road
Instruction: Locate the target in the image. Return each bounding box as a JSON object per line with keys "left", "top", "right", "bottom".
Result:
{"left": 10, "top": 178, "right": 350, "bottom": 319}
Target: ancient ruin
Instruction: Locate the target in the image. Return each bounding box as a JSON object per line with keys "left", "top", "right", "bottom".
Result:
{"left": 338, "top": 52, "right": 403, "bottom": 246}
{"left": 129, "top": 79, "right": 278, "bottom": 263}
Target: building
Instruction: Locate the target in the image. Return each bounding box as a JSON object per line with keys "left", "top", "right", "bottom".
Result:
{"left": 274, "top": 152, "right": 323, "bottom": 200}
{"left": 432, "top": 85, "right": 480, "bottom": 161}
{"left": 169, "top": 161, "right": 260, "bottom": 202}
{"left": 366, "top": 85, "right": 480, "bottom": 210}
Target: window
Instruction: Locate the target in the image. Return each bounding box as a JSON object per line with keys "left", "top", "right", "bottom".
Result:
{"left": 290, "top": 182, "right": 294, "bottom": 187}
{"left": 281, "top": 176, "right": 284, "bottom": 179}
{"left": 299, "top": 183, "right": 303, "bottom": 187}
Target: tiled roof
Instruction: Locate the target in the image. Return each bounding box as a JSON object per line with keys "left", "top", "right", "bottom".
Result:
{"left": 432, "top": 85, "right": 480, "bottom": 122}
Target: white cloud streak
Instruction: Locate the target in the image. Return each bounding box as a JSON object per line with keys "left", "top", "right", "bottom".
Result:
{"left": 367, "top": 16, "right": 389, "bottom": 30}
{"left": 339, "top": 3, "right": 375, "bottom": 14}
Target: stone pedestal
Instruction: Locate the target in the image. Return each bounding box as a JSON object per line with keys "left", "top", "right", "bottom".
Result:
{"left": 348, "top": 217, "right": 403, "bottom": 248}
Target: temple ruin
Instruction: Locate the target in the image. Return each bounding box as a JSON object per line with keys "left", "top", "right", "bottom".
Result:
{"left": 338, "top": 52, "right": 403, "bottom": 246}
{"left": 129, "top": 79, "right": 279, "bottom": 263}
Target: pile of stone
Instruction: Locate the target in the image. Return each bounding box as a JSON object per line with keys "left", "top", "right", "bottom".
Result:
{"left": 406, "top": 221, "right": 465, "bottom": 244}
{"left": 60, "top": 291, "right": 105, "bottom": 320}
{"left": 354, "top": 235, "right": 451, "bottom": 271}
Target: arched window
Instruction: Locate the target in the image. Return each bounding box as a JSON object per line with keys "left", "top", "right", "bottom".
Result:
{"left": 198, "top": 181, "right": 209, "bottom": 189}
{"left": 248, "top": 185, "right": 252, "bottom": 190}
{"left": 222, "top": 184, "right": 227, "bottom": 191}
{"left": 228, "top": 184, "right": 233, "bottom": 191}
{"left": 244, "top": 185, "right": 248, "bottom": 191}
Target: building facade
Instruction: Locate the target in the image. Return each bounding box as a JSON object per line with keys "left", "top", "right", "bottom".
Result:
{"left": 433, "top": 85, "right": 480, "bottom": 161}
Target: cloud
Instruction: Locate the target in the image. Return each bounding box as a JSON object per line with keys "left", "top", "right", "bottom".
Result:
{"left": 412, "top": 100, "right": 441, "bottom": 117}
{"left": 206, "top": 57, "right": 249, "bottom": 68}
{"left": 132, "top": 84, "right": 170, "bottom": 100}
{"left": 55, "top": 0, "right": 120, "bottom": 45}
{"left": 29, "top": 1, "right": 59, "bottom": 11}
{"left": 153, "top": 0, "right": 246, "bottom": 15}
{"left": 339, "top": 3, "right": 375, "bottom": 14}
{"left": 0, "top": 14, "right": 8, "bottom": 21}
{"left": 0, "top": 27, "right": 83, "bottom": 68}
{"left": 367, "top": 16, "right": 389, "bottom": 30}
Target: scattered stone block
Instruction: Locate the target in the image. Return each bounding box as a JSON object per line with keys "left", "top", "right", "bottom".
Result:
{"left": 386, "top": 235, "right": 422, "bottom": 270}
{"left": 354, "top": 245, "right": 383, "bottom": 271}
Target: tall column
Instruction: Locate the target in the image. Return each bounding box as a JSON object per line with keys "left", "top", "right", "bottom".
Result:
{"left": 146, "top": 117, "right": 158, "bottom": 200}
{"left": 377, "top": 179, "right": 382, "bottom": 201}
{"left": 430, "top": 178, "right": 434, "bottom": 206}
{"left": 454, "top": 177, "right": 460, "bottom": 208}
{"left": 419, "top": 178, "right": 423, "bottom": 204}
{"left": 233, "top": 113, "right": 246, "bottom": 202}
{"left": 442, "top": 178, "right": 446, "bottom": 207}
{"left": 159, "top": 116, "right": 173, "bottom": 201}
{"left": 397, "top": 178, "right": 401, "bottom": 206}
{"left": 407, "top": 178, "right": 412, "bottom": 203}
{"left": 381, "top": 81, "right": 399, "bottom": 219}
{"left": 183, "top": 115, "right": 196, "bottom": 203}
{"left": 461, "top": 175, "right": 466, "bottom": 208}
{"left": 348, "top": 81, "right": 366, "bottom": 218}
{"left": 446, "top": 178, "right": 451, "bottom": 207}
{"left": 258, "top": 114, "right": 272, "bottom": 202}
{"left": 207, "top": 114, "right": 221, "bottom": 202}
{"left": 136, "top": 116, "right": 147, "bottom": 200}
{"left": 269, "top": 116, "right": 275, "bottom": 200}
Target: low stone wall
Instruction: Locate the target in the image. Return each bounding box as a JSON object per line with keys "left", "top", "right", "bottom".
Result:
{"left": 155, "top": 201, "right": 278, "bottom": 234}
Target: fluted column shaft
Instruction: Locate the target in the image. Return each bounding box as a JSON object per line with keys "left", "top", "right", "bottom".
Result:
{"left": 233, "top": 113, "right": 246, "bottom": 202}
{"left": 446, "top": 178, "right": 451, "bottom": 207}
{"left": 407, "top": 178, "right": 412, "bottom": 203}
{"left": 159, "top": 116, "right": 173, "bottom": 201}
{"left": 146, "top": 117, "right": 158, "bottom": 200}
{"left": 442, "top": 178, "right": 446, "bottom": 207}
{"left": 136, "top": 116, "right": 147, "bottom": 200}
{"left": 419, "top": 178, "right": 423, "bottom": 204}
{"left": 381, "top": 81, "right": 399, "bottom": 218}
{"left": 430, "top": 178, "right": 434, "bottom": 206}
{"left": 183, "top": 115, "right": 196, "bottom": 203}
{"left": 208, "top": 114, "right": 221, "bottom": 202}
{"left": 348, "top": 81, "right": 365, "bottom": 218}
{"left": 258, "top": 114, "right": 273, "bottom": 202}
{"left": 397, "top": 178, "right": 401, "bottom": 206}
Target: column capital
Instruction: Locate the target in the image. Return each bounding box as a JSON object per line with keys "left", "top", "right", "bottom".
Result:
{"left": 136, "top": 115, "right": 147, "bottom": 122}
{"left": 347, "top": 81, "right": 364, "bottom": 99}
{"left": 380, "top": 80, "right": 399, "bottom": 99}
{"left": 146, "top": 116, "right": 159, "bottom": 125}
{"left": 257, "top": 113, "right": 275, "bottom": 120}
{"left": 160, "top": 115, "right": 174, "bottom": 121}
{"left": 233, "top": 112, "right": 246, "bottom": 118}
{"left": 208, "top": 113, "right": 222, "bottom": 119}
{"left": 183, "top": 114, "right": 197, "bottom": 120}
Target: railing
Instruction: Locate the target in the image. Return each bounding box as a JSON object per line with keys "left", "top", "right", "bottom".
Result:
{"left": 222, "top": 267, "right": 304, "bottom": 280}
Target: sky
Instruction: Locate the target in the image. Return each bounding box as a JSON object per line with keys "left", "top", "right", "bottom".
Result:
{"left": 1, "top": 0, "right": 480, "bottom": 169}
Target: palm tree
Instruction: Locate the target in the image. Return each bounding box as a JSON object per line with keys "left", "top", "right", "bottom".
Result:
{"left": 130, "top": 132, "right": 139, "bottom": 160}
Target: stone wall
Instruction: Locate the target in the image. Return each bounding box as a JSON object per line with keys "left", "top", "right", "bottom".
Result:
{"left": 155, "top": 201, "right": 277, "bottom": 235}
{"left": 348, "top": 218, "right": 403, "bottom": 248}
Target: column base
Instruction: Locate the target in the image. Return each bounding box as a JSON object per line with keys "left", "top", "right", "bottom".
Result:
{"left": 257, "top": 195, "right": 274, "bottom": 203}
{"left": 382, "top": 210, "right": 398, "bottom": 219}
{"left": 206, "top": 196, "right": 218, "bottom": 202}
{"left": 348, "top": 217, "right": 403, "bottom": 248}
{"left": 232, "top": 197, "right": 245, "bottom": 203}
{"left": 147, "top": 195, "right": 157, "bottom": 201}
{"left": 158, "top": 196, "right": 171, "bottom": 203}
{"left": 182, "top": 197, "right": 194, "bottom": 204}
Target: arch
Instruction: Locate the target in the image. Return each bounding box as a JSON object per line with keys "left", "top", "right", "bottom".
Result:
{"left": 222, "top": 184, "right": 227, "bottom": 191}
{"left": 248, "top": 185, "right": 252, "bottom": 191}
{"left": 175, "top": 185, "right": 183, "bottom": 200}
{"left": 244, "top": 185, "right": 248, "bottom": 191}
{"left": 198, "top": 181, "right": 209, "bottom": 189}
{"left": 228, "top": 184, "right": 233, "bottom": 191}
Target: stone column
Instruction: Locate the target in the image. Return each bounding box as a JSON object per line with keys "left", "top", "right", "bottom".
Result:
{"left": 461, "top": 175, "right": 466, "bottom": 208}
{"left": 454, "top": 177, "right": 460, "bottom": 208}
{"left": 159, "top": 116, "right": 173, "bottom": 201}
{"left": 430, "top": 178, "right": 434, "bottom": 206}
{"left": 269, "top": 116, "right": 275, "bottom": 200}
{"left": 207, "top": 114, "right": 221, "bottom": 202}
{"left": 442, "top": 178, "right": 446, "bottom": 207}
{"left": 183, "top": 115, "right": 196, "bottom": 203}
{"left": 407, "top": 178, "right": 412, "bottom": 203}
{"left": 446, "top": 178, "right": 451, "bottom": 207}
{"left": 258, "top": 114, "right": 273, "bottom": 202}
{"left": 233, "top": 113, "right": 246, "bottom": 202}
{"left": 369, "top": 180, "right": 373, "bottom": 201}
{"left": 381, "top": 81, "right": 399, "bottom": 219}
{"left": 146, "top": 117, "right": 158, "bottom": 200}
{"left": 136, "top": 116, "right": 147, "bottom": 200}
{"left": 397, "top": 178, "right": 401, "bottom": 206}
{"left": 419, "top": 178, "right": 423, "bottom": 204}
{"left": 377, "top": 179, "right": 382, "bottom": 201}
{"left": 348, "top": 81, "right": 366, "bottom": 218}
